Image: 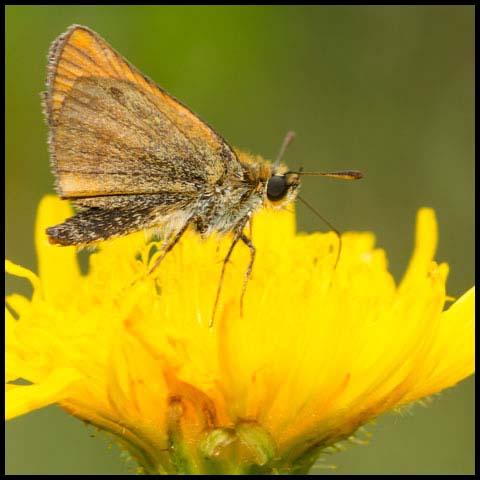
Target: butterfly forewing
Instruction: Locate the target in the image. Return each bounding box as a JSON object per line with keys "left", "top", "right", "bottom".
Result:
{"left": 44, "top": 25, "right": 239, "bottom": 199}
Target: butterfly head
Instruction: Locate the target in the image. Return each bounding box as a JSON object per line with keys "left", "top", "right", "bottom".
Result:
{"left": 265, "top": 165, "right": 301, "bottom": 209}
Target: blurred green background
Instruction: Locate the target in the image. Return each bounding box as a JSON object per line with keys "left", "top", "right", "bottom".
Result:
{"left": 5, "top": 5, "right": 474, "bottom": 475}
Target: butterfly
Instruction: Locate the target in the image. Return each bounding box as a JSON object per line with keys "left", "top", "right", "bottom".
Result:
{"left": 43, "top": 25, "right": 362, "bottom": 324}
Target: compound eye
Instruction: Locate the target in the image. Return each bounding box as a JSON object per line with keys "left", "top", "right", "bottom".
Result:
{"left": 267, "top": 175, "right": 288, "bottom": 201}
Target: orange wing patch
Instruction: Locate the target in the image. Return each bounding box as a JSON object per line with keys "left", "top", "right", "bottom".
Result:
{"left": 47, "top": 26, "right": 160, "bottom": 122}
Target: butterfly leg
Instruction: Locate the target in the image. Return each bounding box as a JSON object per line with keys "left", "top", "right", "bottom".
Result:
{"left": 148, "top": 219, "right": 192, "bottom": 275}
{"left": 209, "top": 215, "right": 251, "bottom": 328}
{"left": 239, "top": 233, "right": 256, "bottom": 317}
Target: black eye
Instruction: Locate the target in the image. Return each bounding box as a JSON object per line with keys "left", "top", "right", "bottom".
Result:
{"left": 267, "top": 175, "right": 288, "bottom": 201}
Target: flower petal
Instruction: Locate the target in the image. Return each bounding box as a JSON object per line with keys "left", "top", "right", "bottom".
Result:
{"left": 35, "top": 196, "right": 80, "bottom": 301}
{"left": 411, "top": 286, "right": 475, "bottom": 399}
{"left": 5, "top": 260, "right": 40, "bottom": 292}
{"left": 5, "top": 367, "right": 82, "bottom": 420}
{"left": 400, "top": 207, "right": 438, "bottom": 291}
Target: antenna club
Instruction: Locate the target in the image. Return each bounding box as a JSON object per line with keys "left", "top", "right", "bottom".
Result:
{"left": 343, "top": 170, "right": 364, "bottom": 179}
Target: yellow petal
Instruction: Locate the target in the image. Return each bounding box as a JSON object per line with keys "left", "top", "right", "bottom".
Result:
{"left": 5, "top": 367, "right": 82, "bottom": 420}
{"left": 35, "top": 196, "right": 80, "bottom": 301}
{"left": 5, "top": 259, "right": 40, "bottom": 292}
{"left": 412, "top": 286, "right": 475, "bottom": 398}
{"left": 400, "top": 207, "right": 438, "bottom": 292}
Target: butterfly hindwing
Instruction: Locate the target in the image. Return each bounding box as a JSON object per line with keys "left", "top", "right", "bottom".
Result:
{"left": 48, "top": 192, "right": 195, "bottom": 245}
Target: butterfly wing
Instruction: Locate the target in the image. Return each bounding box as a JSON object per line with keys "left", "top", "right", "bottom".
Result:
{"left": 44, "top": 25, "right": 241, "bottom": 199}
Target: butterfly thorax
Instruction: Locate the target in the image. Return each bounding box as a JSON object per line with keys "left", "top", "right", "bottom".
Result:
{"left": 193, "top": 150, "right": 301, "bottom": 237}
{"left": 191, "top": 151, "right": 268, "bottom": 236}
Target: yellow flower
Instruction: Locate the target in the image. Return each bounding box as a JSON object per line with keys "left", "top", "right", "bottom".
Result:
{"left": 5, "top": 196, "right": 474, "bottom": 475}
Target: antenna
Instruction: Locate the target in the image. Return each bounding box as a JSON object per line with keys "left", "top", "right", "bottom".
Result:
{"left": 291, "top": 170, "right": 363, "bottom": 180}
{"left": 274, "top": 131, "right": 296, "bottom": 167}
{"left": 297, "top": 195, "right": 343, "bottom": 269}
